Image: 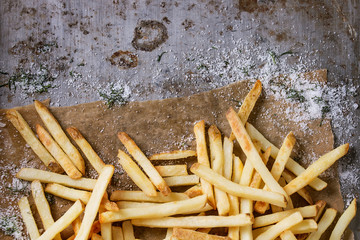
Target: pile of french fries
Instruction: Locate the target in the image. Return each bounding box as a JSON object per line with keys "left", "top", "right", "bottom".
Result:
{"left": 6, "top": 81, "right": 357, "bottom": 240}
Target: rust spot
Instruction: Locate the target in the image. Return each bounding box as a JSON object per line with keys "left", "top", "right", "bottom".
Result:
{"left": 132, "top": 20, "right": 168, "bottom": 52}
{"left": 109, "top": 50, "right": 138, "bottom": 69}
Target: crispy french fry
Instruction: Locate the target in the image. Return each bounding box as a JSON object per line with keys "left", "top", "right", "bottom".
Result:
{"left": 208, "top": 125, "right": 230, "bottom": 216}
{"left": 118, "top": 132, "right": 171, "bottom": 196}
{"left": 282, "top": 170, "right": 313, "bottom": 205}
{"left": 123, "top": 221, "right": 135, "bottom": 240}
{"left": 280, "top": 230, "right": 297, "bottom": 240}
{"left": 253, "top": 205, "right": 317, "bottom": 228}
{"left": 37, "top": 124, "right": 82, "bottom": 179}
{"left": 184, "top": 185, "right": 203, "bottom": 198}
{"left": 31, "top": 180, "right": 62, "bottom": 240}
{"left": 67, "top": 126, "right": 105, "bottom": 174}
{"left": 279, "top": 177, "right": 293, "bottom": 211}
{"left": 110, "top": 190, "right": 188, "bottom": 202}
{"left": 75, "top": 165, "right": 114, "bottom": 240}
{"left": 329, "top": 198, "right": 357, "bottom": 240}
{"left": 18, "top": 197, "right": 40, "bottom": 240}
{"left": 112, "top": 226, "right": 124, "bottom": 240}
{"left": 67, "top": 220, "right": 101, "bottom": 240}
{"left": 99, "top": 195, "right": 207, "bottom": 223}
{"left": 34, "top": 100, "right": 85, "bottom": 174}
{"left": 72, "top": 216, "right": 82, "bottom": 235}
{"left": 250, "top": 146, "right": 271, "bottom": 189}
{"left": 245, "top": 122, "right": 327, "bottom": 191}
{"left": 164, "top": 175, "right": 199, "bottom": 187}
{"left": 149, "top": 150, "right": 197, "bottom": 160}
{"left": 306, "top": 208, "right": 337, "bottom": 240}
{"left": 100, "top": 208, "right": 112, "bottom": 240}
{"left": 253, "top": 219, "right": 318, "bottom": 237}
{"left": 116, "top": 201, "right": 160, "bottom": 209}
{"left": 101, "top": 192, "right": 120, "bottom": 212}
{"left": 229, "top": 79, "right": 262, "bottom": 141}
{"left": 131, "top": 213, "right": 253, "bottom": 228}
{"left": 6, "top": 109, "right": 63, "bottom": 173}
{"left": 118, "top": 149, "right": 157, "bottom": 197}
{"left": 194, "top": 120, "right": 215, "bottom": 209}
{"left": 172, "top": 228, "right": 231, "bottom": 240}
{"left": 255, "top": 212, "right": 303, "bottom": 240}
{"left": 17, "top": 168, "right": 96, "bottom": 190}
{"left": 223, "top": 137, "right": 233, "bottom": 180}
{"left": 313, "top": 200, "right": 326, "bottom": 222}
{"left": 232, "top": 155, "right": 243, "bottom": 183}
{"left": 45, "top": 183, "right": 91, "bottom": 203}
{"left": 284, "top": 144, "right": 349, "bottom": 195}
{"left": 226, "top": 107, "right": 288, "bottom": 198}
{"left": 91, "top": 233, "right": 104, "bottom": 240}
{"left": 190, "top": 163, "right": 287, "bottom": 207}
{"left": 155, "top": 165, "right": 188, "bottom": 177}
{"left": 164, "top": 228, "right": 173, "bottom": 240}
{"left": 37, "top": 200, "right": 85, "bottom": 240}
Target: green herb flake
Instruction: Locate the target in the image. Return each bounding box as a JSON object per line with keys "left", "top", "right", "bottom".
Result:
{"left": 157, "top": 51, "right": 167, "bottom": 62}
{"left": 0, "top": 215, "right": 20, "bottom": 236}
{"left": 286, "top": 89, "right": 305, "bottom": 103}
{"left": 99, "top": 84, "right": 128, "bottom": 108}
{"left": 197, "top": 64, "right": 209, "bottom": 71}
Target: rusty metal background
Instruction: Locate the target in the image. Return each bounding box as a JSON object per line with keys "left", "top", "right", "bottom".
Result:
{"left": 0, "top": 0, "right": 359, "bottom": 238}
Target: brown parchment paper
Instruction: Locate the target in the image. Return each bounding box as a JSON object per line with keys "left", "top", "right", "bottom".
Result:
{"left": 0, "top": 69, "right": 352, "bottom": 240}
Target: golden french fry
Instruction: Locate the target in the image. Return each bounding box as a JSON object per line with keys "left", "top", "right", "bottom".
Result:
{"left": 101, "top": 192, "right": 120, "bottom": 212}
{"left": 250, "top": 146, "right": 271, "bottom": 189}
{"left": 75, "top": 165, "right": 114, "bottom": 240}
{"left": 164, "top": 175, "right": 199, "bottom": 187}
{"left": 18, "top": 197, "right": 40, "bottom": 240}
{"left": 245, "top": 122, "right": 327, "bottom": 191}
{"left": 110, "top": 190, "right": 188, "bottom": 202}
{"left": 313, "top": 200, "right": 326, "bottom": 222}
{"left": 122, "top": 220, "right": 136, "bottom": 240}
{"left": 194, "top": 120, "right": 215, "bottom": 209}
{"left": 284, "top": 144, "right": 349, "bottom": 195}
{"left": 281, "top": 170, "right": 313, "bottom": 205}
{"left": 306, "top": 208, "right": 337, "bottom": 240}
{"left": 329, "top": 198, "right": 357, "bottom": 240}
{"left": 280, "top": 230, "right": 297, "bottom": 240}
{"left": 37, "top": 124, "right": 82, "bottom": 179}
{"left": 91, "top": 233, "right": 104, "bottom": 240}
{"left": 116, "top": 201, "right": 160, "bottom": 209}
{"left": 37, "top": 200, "right": 85, "bottom": 240}
{"left": 172, "top": 228, "right": 231, "bottom": 240}
{"left": 45, "top": 183, "right": 91, "bottom": 203}
{"left": 31, "top": 180, "right": 62, "bottom": 240}
{"left": 155, "top": 165, "right": 188, "bottom": 177}
{"left": 232, "top": 155, "right": 243, "bottom": 184}
{"left": 191, "top": 163, "right": 287, "bottom": 207}
{"left": 6, "top": 109, "right": 62, "bottom": 173}
{"left": 17, "top": 168, "right": 96, "bottom": 190}
{"left": 72, "top": 216, "right": 82, "bottom": 235}
{"left": 99, "top": 208, "right": 112, "bottom": 240}
{"left": 184, "top": 185, "right": 203, "bottom": 198}
{"left": 223, "top": 137, "right": 233, "bottom": 180}
{"left": 149, "top": 150, "right": 197, "bottom": 160}
{"left": 279, "top": 177, "right": 293, "bottom": 211}
{"left": 255, "top": 212, "right": 303, "bottom": 240}
{"left": 229, "top": 79, "right": 262, "bottom": 141}
{"left": 112, "top": 226, "right": 124, "bottom": 240}
{"left": 118, "top": 132, "right": 171, "bottom": 196}
{"left": 118, "top": 149, "right": 157, "bottom": 197}
{"left": 253, "top": 219, "right": 318, "bottom": 237}
{"left": 99, "top": 195, "right": 207, "bottom": 223}
{"left": 164, "top": 228, "right": 173, "bottom": 240}
{"left": 131, "top": 213, "right": 253, "bottom": 228}
{"left": 67, "top": 126, "right": 105, "bottom": 174}
{"left": 34, "top": 100, "right": 85, "bottom": 174}
{"left": 226, "top": 107, "right": 288, "bottom": 198}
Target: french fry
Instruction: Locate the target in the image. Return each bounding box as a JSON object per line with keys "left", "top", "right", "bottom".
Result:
{"left": 226, "top": 107, "right": 288, "bottom": 198}
{"left": 190, "top": 163, "right": 287, "bottom": 207}
{"left": 91, "top": 233, "right": 104, "bottom": 240}
{"left": 164, "top": 228, "right": 173, "bottom": 240}
{"left": 67, "top": 126, "right": 106, "bottom": 174}
{"left": 31, "top": 180, "right": 62, "bottom": 240}
{"left": 17, "top": 168, "right": 96, "bottom": 190}
{"left": 245, "top": 122, "right": 327, "bottom": 191}
{"left": 280, "top": 230, "right": 297, "bottom": 240}
{"left": 6, "top": 109, "right": 63, "bottom": 173}
{"left": 223, "top": 137, "right": 233, "bottom": 180}
{"left": 99, "top": 208, "right": 112, "bottom": 240}
{"left": 72, "top": 216, "right": 82, "bottom": 235}
{"left": 149, "top": 150, "right": 196, "bottom": 160}
{"left": 131, "top": 213, "right": 253, "bottom": 228}
{"left": 250, "top": 146, "right": 271, "bottom": 189}
{"left": 253, "top": 205, "right": 317, "bottom": 228}
{"left": 208, "top": 125, "right": 230, "bottom": 216}
{"left": 279, "top": 177, "right": 293, "bottom": 211}
{"left": 329, "top": 198, "right": 357, "bottom": 240}
{"left": 110, "top": 190, "right": 188, "bottom": 202}
{"left": 172, "top": 228, "right": 231, "bottom": 240}
{"left": 45, "top": 183, "right": 91, "bottom": 203}
{"left": 67, "top": 220, "right": 101, "bottom": 240}
{"left": 116, "top": 201, "right": 160, "bottom": 209}
{"left": 194, "top": 120, "right": 215, "bottom": 209}
{"left": 75, "top": 165, "right": 114, "bottom": 240}
{"left": 118, "top": 149, "right": 157, "bottom": 197}
{"left": 164, "top": 175, "right": 199, "bottom": 187}
{"left": 118, "top": 132, "right": 171, "bottom": 196}
{"left": 34, "top": 100, "right": 85, "bottom": 174}
{"left": 284, "top": 143, "right": 349, "bottom": 195}
{"left": 37, "top": 124, "right": 82, "bottom": 179}
{"left": 184, "top": 185, "right": 203, "bottom": 198}
{"left": 313, "top": 200, "right": 326, "bottom": 222}
{"left": 155, "top": 165, "right": 188, "bottom": 177}
{"left": 99, "top": 195, "right": 207, "bottom": 223}
{"left": 232, "top": 155, "right": 243, "bottom": 183}
{"left": 229, "top": 79, "right": 262, "bottom": 141}
{"left": 37, "top": 200, "right": 85, "bottom": 240}
{"left": 306, "top": 208, "right": 337, "bottom": 240}
{"left": 18, "top": 197, "right": 40, "bottom": 240}
{"left": 253, "top": 219, "right": 318, "bottom": 237}
{"left": 122, "top": 220, "right": 136, "bottom": 240}
{"left": 254, "top": 212, "right": 303, "bottom": 240}
{"left": 112, "top": 226, "right": 124, "bottom": 240}
{"left": 281, "top": 170, "right": 313, "bottom": 205}
{"left": 101, "top": 192, "right": 120, "bottom": 212}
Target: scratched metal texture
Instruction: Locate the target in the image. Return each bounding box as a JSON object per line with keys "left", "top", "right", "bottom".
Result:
{"left": 0, "top": 0, "right": 359, "bottom": 238}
